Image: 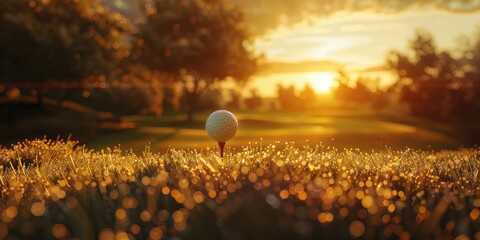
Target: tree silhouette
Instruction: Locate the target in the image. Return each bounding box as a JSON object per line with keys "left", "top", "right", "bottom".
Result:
{"left": 0, "top": 0, "right": 131, "bottom": 108}
{"left": 388, "top": 30, "right": 455, "bottom": 118}
{"left": 244, "top": 89, "right": 262, "bottom": 110}
{"left": 277, "top": 84, "right": 297, "bottom": 111}
{"left": 226, "top": 89, "right": 241, "bottom": 109}
{"left": 300, "top": 84, "right": 316, "bottom": 109}
{"left": 452, "top": 28, "right": 480, "bottom": 120}
{"left": 388, "top": 28, "right": 480, "bottom": 121}
{"left": 133, "top": 0, "right": 257, "bottom": 121}
{"left": 333, "top": 71, "right": 389, "bottom": 109}
{"left": 277, "top": 84, "right": 317, "bottom": 111}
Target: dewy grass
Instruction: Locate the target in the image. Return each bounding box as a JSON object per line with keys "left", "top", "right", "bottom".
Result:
{"left": 0, "top": 139, "right": 479, "bottom": 239}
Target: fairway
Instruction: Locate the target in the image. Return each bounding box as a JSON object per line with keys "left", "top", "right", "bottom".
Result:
{"left": 88, "top": 109, "right": 464, "bottom": 153}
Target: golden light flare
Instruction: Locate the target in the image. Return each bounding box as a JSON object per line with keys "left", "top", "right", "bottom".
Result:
{"left": 0, "top": 139, "right": 479, "bottom": 239}
{"left": 30, "top": 202, "right": 45, "bottom": 217}
{"left": 309, "top": 72, "right": 338, "bottom": 94}
{"left": 249, "top": 71, "right": 338, "bottom": 96}
{"left": 349, "top": 220, "right": 365, "bottom": 237}
{"left": 99, "top": 229, "right": 115, "bottom": 240}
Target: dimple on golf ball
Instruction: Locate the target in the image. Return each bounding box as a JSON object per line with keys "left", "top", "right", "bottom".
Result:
{"left": 205, "top": 110, "right": 238, "bottom": 143}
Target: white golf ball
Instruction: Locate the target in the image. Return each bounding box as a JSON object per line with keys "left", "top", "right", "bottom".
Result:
{"left": 205, "top": 110, "right": 238, "bottom": 142}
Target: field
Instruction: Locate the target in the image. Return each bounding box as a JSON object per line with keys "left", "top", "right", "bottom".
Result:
{"left": 88, "top": 108, "right": 472, "bottom": 153}
{"left": 0, "top": 138, "right": 479, "bottom": 239}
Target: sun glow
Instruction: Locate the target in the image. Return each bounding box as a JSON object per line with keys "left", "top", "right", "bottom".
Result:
{"left": 307, "top": 72, "right": 338, "bottom": 94}
{"left": 249, "top": 72, "right": 338, "bottom": 97}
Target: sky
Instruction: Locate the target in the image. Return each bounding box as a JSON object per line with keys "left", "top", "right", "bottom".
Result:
{"left": 254, "top": 10, "right": 480, "bottom": 70}
{"left": 106, "top": 1, "right": 480, "bottom": 71}
{"left": 105, "top": 0, "right": 480, "bottom": 96}
{"left": 248, "top": 10, "right": 480, "bottom": 96}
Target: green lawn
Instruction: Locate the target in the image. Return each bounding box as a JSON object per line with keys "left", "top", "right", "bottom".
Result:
{"left": 87, "top": 109, "right": 468, "bottom": 153}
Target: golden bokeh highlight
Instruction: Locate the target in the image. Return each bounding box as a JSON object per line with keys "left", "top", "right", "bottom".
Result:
{"left": 51, "top": 224, "right": 68, "bottom": 239}
{"left": 30, "top": 202, "right": 45, "bottom": 217}
{"left": 349, "top": 220, "right": 365, "bottom": 237}
{"left": 99, "top": 229, "right": 115, "bottom": 240}
{"left": 149, "top": 227, "right": 163, "bottom": 240}
{"left": 115, "top": 231, "right": 129, "bottom": 240}
{"left": 115, "top": 209, "right": 127, "bottom": 220}
{"left": 0, "top": 139, "right": 479, "bottom": 239}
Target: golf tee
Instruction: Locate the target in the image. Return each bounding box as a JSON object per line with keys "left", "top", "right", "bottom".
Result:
{"left": 218, "top": 142, "right": 226, "bottom": 158}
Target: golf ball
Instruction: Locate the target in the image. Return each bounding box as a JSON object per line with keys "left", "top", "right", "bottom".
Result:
{"left": 205, "top": 110, "right": 238, "bottom": 142}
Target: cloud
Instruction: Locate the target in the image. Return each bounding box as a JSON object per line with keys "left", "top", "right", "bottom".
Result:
{"left": 229, "top": 0, "right": 480, "bottom": 34}
{"left": 105, "top": 0, "right": 480, "bottom": 35}
{"left": 258, "top": 60, "right": 343, "bottom": 75}
{"left": 253, "top": 9, "right": 480, "bottom": 67}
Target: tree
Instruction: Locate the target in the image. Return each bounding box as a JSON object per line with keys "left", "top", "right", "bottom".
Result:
{"left": 133, "top": 0, "right": 257, "bottom": 121}
{"left": 451, "top": 27, "right": 480, "bottom": 120}
{"left": 277, "top": 84, "right": 317, "bottom": 111}
{"left": 300, "top": 84, "right": 316, "bottom": 109}
{"left": 388, "top": 28, "right": 480, "bottom": 121}
{"left": 387, "top": 30, "right": 456, "bottom": 119}
{"left": 277, "top": 84, "right": 297, "bottom": 111}
{"left": 0, "top": 0, "right": 132, "bottom": 109}
{"left": 244, "top": 89, "right": 262, "bottom": 109}
{"left": 225, "top": 89, "right": 241, "bottom": 109}
{"left": 333, "top": 71, "right": 389, "bottom": 108}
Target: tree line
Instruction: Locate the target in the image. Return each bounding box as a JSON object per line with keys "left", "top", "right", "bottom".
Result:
{"left": 1, "top": 0, "right": 479, "bottom": 124}
{"left": 0, "top": 0, "right": 257, "bottom": 121}
{"left": 332, "top": 28, "right": 480, "bottom": 122}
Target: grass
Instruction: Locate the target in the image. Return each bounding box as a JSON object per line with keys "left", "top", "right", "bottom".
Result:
{"left": 0, "top": 139, "right": 479, "bottom": 239}
{"left": 88, "top": 109, "right": 469, "bottom": 153}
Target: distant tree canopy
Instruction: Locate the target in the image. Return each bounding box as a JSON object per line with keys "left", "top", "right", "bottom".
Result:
{"left": 0, "top": 0, "right": 131, "bottom": 85}
{"left": 0, "top": 0, "right": 135, "bottom": 118}
{"left": 388, "top": 28, "right": 480, "bottom": 120}
{"left": 244, "top": 89, "right": 262, "bottom": 110}
{"left": 133, "top": 0, "right": 257, "bottom": 120}
{"left": 334, "top": 71, "right": 389, "bottom": 109}
{"left": 277, "top": 84, "right": 316, "bottom": 111}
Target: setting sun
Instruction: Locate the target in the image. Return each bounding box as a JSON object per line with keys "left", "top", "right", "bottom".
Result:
{"left": 307, "top": 72, "right": 338, "bottom": 94}
{"left": 249, "top": 71, "right": 338, "bottom": 96}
